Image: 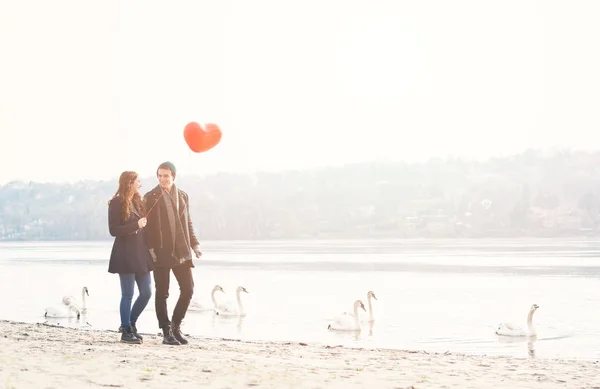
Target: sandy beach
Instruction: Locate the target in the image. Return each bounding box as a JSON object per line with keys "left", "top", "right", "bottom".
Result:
{"left": 0, "top": 320, "right": 598, "bottom": 389}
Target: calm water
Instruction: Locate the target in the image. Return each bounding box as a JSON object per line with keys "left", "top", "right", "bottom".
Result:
{"left": 1, "top": 239, "right": 600, "bottom": 361}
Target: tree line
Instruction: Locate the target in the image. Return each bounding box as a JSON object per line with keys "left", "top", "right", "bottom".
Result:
{"left": 2, "top": 149, "right": 600, "bottom": 241}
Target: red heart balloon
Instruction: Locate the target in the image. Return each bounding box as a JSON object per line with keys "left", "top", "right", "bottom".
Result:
{"left": 183, "top": 122, "right": 222, "bottom": 153}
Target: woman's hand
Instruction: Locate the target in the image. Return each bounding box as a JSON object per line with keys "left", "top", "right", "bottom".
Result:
{"left": 137, "top": 217, "right": 147, "bottom": 229}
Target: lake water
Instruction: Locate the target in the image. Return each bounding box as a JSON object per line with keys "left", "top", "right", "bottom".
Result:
{"left": 1, "top": 238, "right": 599, "bottom": 361}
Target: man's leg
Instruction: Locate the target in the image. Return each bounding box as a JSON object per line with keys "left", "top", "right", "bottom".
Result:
{"left": 153, "top": 266, "right": 180, "bottom": 345}
{"left": 152, "top": 267, "right": 170, "bottom": 329}
{"left": 170, "top": 263, "right": 194, "bottom": 344}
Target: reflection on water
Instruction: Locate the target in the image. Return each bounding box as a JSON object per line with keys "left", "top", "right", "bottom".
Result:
{"left": 1, "top": 239, "right": 600, "bottom": 360}
{"left": 494, "top": 335, "right": 538, "bottom": 358}
{"left": 528, "top": 339, "right": 536, "bottom": 358}
{"left": 211, "top": 313, "right": 246, "bottom": 334}
{"left": 43, "top": 315, "right": 93, "bottom": 329}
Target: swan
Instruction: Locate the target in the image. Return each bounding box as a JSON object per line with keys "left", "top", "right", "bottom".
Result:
{"left": 188, "top": 285, "right": 225, "bottom": 312}
{"left": 328, "top": 300, "right": 366, "bottom": 331}
{"left": 62, "top": 286, "right": 89, "bottom": 314}
{"left": 496, "top": 304, "right": 539, "bottom": 337}
{"left": 44, "top": 303, "right": 82, "bottom": 320}
{"left": 344, "top": 291, "right": 377, "bottom": 323}
{"left": 365, "top": 290, "right": 377, "bottom": 322}
{"left": 216, "top": 286, "right": 248, "bottom": 316}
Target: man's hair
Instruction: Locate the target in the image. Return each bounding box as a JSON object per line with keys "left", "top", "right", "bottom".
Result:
{"left": 157, "top": 161, "right": 176, "bottom": 178}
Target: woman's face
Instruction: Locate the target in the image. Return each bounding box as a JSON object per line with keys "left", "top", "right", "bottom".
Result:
{"left": 131, "top": 176, "right": 142, "bottom": 193}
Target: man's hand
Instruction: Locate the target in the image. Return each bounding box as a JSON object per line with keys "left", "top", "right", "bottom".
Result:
{"left": 149, "top": 248, "right": 157, "bottom": 262}
{"left": 193, "top": 248, "right": 202, "bottom": 258}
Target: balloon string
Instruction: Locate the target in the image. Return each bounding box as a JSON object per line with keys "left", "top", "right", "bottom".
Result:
{"left": 143, "top": 184, "right": 187, "bottom": 218}
{"left": 144, "top": 186, "right": 167, "bottom": 218}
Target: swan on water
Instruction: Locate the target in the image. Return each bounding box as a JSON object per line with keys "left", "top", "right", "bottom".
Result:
{"left": 495, "top": 304, "right": 539, "bottom": 337}
{"left": 188, "top": 285, "right": 225, "bottom": 312}
{"left": 344, "top": 291, "right": 377, "bottom": 323}
{"left": 62, "top": 286, "right": 89, "bottom": 314}
{"left": 365, "top": 290, "right": 377, "bottom": 322}
{"left": 216, "top": 286, "right": 248, "bottom": 316}
{"left": 328, "top": 300, "right": 366, "bottom": 331}
{"left": 45, "top": 303, "right": 82, "bottom": 320}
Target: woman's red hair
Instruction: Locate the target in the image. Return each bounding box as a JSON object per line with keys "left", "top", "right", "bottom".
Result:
{"left": 111, "top": 171, "right": 145, "bottom": 221}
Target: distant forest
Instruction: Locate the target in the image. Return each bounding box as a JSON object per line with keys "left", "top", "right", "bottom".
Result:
{"left": 2, "top": 149, "right": 600, "bottom": 241}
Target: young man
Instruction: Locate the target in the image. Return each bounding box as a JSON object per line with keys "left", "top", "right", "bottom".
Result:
{"left": 143, "top": 161, "right": 202, "bottom": 345}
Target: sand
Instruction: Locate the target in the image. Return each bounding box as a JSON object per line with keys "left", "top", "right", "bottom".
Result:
{"left": 0, "top": 320, "right": 598, "bottom": 389}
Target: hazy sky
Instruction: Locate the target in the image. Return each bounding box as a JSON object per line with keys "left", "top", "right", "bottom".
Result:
{"left": 1, "top": 1, "right": 599, "bottom": 183}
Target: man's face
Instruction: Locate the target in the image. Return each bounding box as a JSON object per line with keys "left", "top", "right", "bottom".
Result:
{"left": 157, "top": 168, "right": 174, "bottom": 190}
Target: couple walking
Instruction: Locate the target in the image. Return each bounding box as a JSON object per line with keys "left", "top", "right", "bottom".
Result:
{"left": 107, "top": 161, "right": 201, "bottom": 345}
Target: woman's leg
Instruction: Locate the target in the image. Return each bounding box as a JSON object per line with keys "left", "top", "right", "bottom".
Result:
{"left": 130, "top": 272, "right": 153, "bottom": 326}
{"left": 118, "top": 273, "right": 135, "bottom": 329}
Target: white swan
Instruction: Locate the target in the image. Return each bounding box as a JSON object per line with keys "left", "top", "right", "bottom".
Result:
{"left": 44, "top": 303, "right": 82, "bottom": 319}
{"left": 328, "top": 300, "right": 366, "bottom": 331}
{"left": 496, "top": 304, "right": 539, "bottom": 337}
{"left": 62, "top": 286, "right": 89, "bottom": 314}
{"left": 188, "top": 285, "right": 225, "bottom": 312}
{"left": 365, "top": 290, "right": 377, "bottom": 322}
{"left": 344, "top": 291, "right": 377, "bottom": 323}
{"left": 216, "top": 286, "right": 248, "bottom": 316}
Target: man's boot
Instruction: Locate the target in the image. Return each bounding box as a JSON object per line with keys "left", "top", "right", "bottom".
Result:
{"left": 171, "top": 322, "right": 188, "bottom": 345}
{"left": 162, "top": 325, "right": 180, "bottom": 345}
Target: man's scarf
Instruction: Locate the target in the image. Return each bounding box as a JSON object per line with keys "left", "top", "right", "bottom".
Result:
{"left": 161, "top": 184, "right": 191, "bottom": 263}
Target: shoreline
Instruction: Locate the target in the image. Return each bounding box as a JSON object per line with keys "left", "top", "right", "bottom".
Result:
{"left": 1, "top": 320, "right": 598, "bottom": 388}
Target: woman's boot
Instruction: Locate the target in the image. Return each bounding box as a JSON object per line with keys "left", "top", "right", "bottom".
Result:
{"left": 120, "top": 326, "right": 142, "bottom": 344}
{"left": 130, "top": 323, "right": 143, "bottom": 342}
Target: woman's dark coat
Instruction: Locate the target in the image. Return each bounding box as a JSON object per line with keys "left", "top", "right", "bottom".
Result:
{"left": 108, "top": 196, "right": 154, "bottom": 274}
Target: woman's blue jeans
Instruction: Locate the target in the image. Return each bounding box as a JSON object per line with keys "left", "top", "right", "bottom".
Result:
{"left": 119, "top": 272, "right": 152, "bottom": 329}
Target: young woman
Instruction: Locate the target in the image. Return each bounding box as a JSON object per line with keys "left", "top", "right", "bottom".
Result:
{"left": 108, "top": 171, "right": 154, "bottom": 344}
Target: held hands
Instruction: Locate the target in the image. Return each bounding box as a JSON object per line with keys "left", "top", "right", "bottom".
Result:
{"left": 193, "top": 248, "right": 202, "bottom": 258}
{"left": 137, "top": 217, "right": 147, "bottom": 229}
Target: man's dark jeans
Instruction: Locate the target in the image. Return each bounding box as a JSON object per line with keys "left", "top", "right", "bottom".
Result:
{"left": 153, "top": 264, "right": 194, "bottom": 329}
